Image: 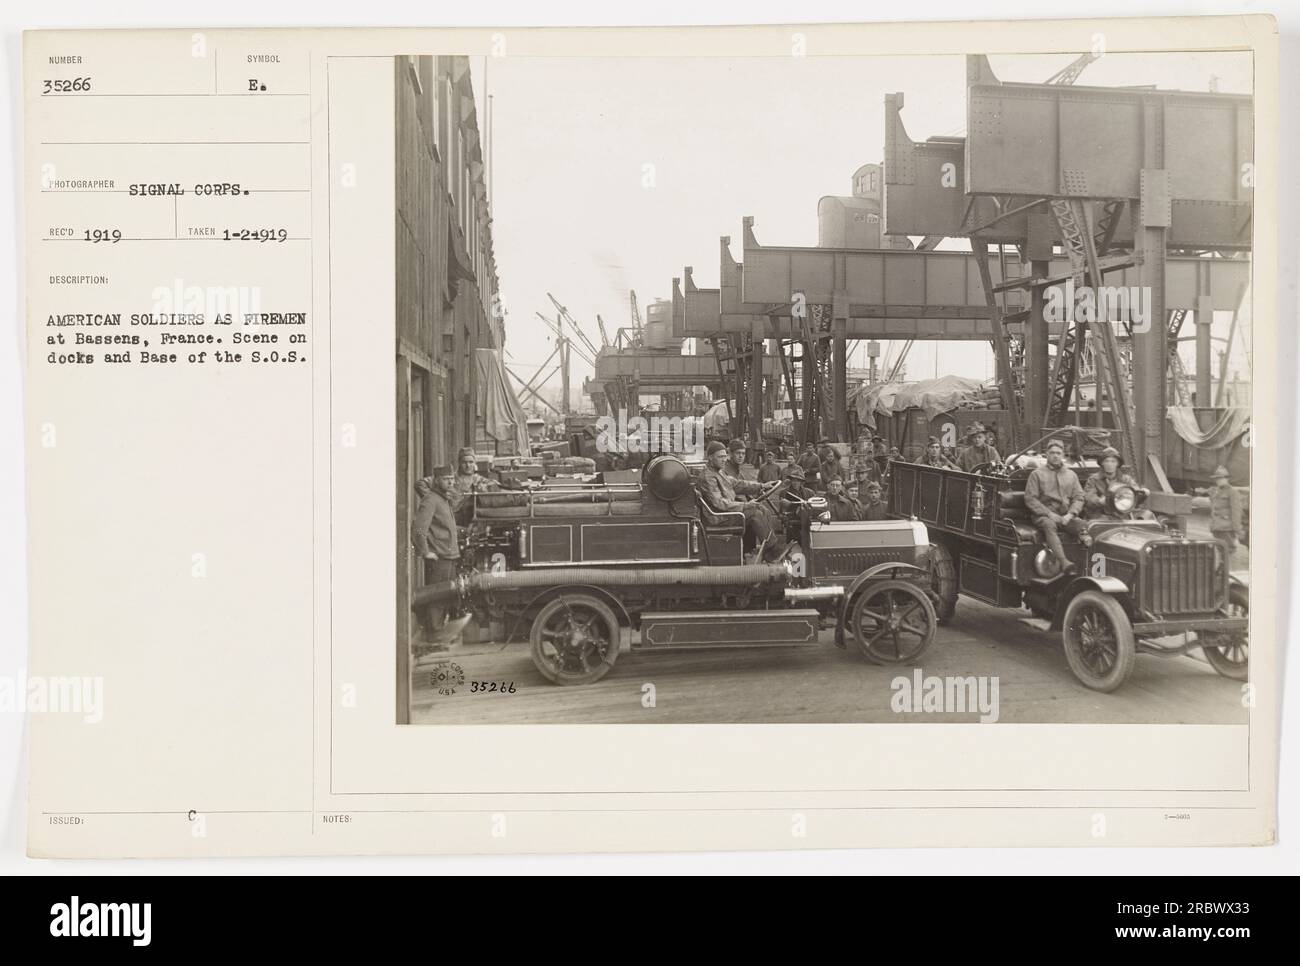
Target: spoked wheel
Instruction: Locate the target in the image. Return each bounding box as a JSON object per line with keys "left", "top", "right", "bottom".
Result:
{"left": 850, "top": 580, "right": 936, "bottom": 665}
{"left": 928, "top": 541, "right": 959, "bottom": 624}
{"left": 1061, "top": 590, "right": 1136, "bottom": 692}
{"left": 1200, "top": 585, "right": 1249, "bottom": 681}
{"left": 529, "top": 594, "right": 621, "bottom": 686}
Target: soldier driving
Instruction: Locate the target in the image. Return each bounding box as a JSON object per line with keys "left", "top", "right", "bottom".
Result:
{"left": 1023, "top": 437, "right": 1092, "bottom": 573}
{"left": 699, "top": 439, "right": 779, "bottom": 559}
{"left": 957, "top": 422, "right": 1001, "bottom": 472}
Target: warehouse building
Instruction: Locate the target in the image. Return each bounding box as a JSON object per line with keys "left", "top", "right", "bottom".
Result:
{"left": 395, "top": 55, "right": 517, "bottom": 710}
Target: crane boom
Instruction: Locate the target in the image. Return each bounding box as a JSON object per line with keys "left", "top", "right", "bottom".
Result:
{"left": 629, "top": 290, "right": 643, "bottom": 344}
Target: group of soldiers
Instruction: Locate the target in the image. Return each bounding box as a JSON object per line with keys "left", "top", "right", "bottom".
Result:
{"left": 410, "top": 447, "right": 496, "bottom": 641}
{"left": 697, "top": 436, "right": 893, "bottom": 562}
{"left": 410, "top": 431, "right": 1248, "bottom": 635}
{"left": 1021, "top": 440, "right": 1246, "bottom": 572}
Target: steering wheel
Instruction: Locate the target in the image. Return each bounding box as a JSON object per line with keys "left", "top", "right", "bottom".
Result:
{"left": 756, "top": 478, "right": 789, "bottom": 511}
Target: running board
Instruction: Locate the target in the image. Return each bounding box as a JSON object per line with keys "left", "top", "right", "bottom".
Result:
{"left": 636, "top": 609, "right": 821, "bottom": 649}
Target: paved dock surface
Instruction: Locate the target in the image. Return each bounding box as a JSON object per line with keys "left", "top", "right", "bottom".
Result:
{"left": 410, "top": 594, "right": 1248, "bottom": 726}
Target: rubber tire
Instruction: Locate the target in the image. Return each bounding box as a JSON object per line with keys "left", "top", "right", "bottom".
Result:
{"left": 928, "top": 541, "right": 959, "bottom": 624}
{"left": 1061, "top": 590, "right": 1137, "bottom": 693}
{"left": 1201, "top": 585, "right": 1249, "bottom": 681}
{"left": 850, "top": 579, "right": 937, "bottom": 666}
{"left": 529, "top": 594, "right": 621, "bottom": 686}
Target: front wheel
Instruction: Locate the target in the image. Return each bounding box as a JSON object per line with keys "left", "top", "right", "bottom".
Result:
{"left": 1061, "top": 590, "right": 1136, "bottom": 692}
{"left": 850, "top": 579, "right": 937, "bottom": 665}
{"left": 1200, "top": 585, "right": 1249, "bottom": 681}
{"left": 529, "top": 594, "right": 621, "bottom": 686}
{"left": 928, "top": 542, "right": 959, "bottom": 624}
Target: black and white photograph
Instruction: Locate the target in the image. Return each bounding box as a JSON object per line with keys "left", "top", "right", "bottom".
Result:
{"left": 11, "top": 8, "right": 1287, "bottom": 871}
{"left": 396, "top": 49, "right": 1255, "bottom": 727}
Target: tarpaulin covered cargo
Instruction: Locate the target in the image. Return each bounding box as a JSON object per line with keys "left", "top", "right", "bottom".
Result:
{"left": 475, "top": 348, "right": 530, "bottom": 456}
{"left": 850, "top": 374, "right": 989, "bottom": 430}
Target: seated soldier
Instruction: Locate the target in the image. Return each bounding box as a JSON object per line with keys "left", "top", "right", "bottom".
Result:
{"left": 724, "top": 438, "right": 753, "bottom": 479}
{"left": 1082, "top": 446, "right": 1145, "bottom": 520}
{"left": 781, "top": 463, "right": 815, "bottom": 501}
{"left": 825, "top": 477, "right": 860, "bottom": 521}
{"left": 698, "top": 440, "right": 781, "bottom": 560}
{"left": 451, "top": 446, "right": 497, "bottom": 514}
{"left": 921, "top": 436, "right": 957, "bottom": 468}
{"left": 957, "top": 422, "right": 1001, "bottom": 472}
{"left": 1024, "top": 437, "right": 1092, "bottom": 573}
{"left": 858, "top": 481, "right": 888, "bottom": 520}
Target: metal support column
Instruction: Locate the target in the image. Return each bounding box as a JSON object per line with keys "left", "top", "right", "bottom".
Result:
{"left": 1023, "top": 212, "right": 1054, "bottom": 431}
{"left": 973, "top": 241, "right": 1024, "bottom": 449}
{"left": 832, "top": 314, "right": 848, "bottom": 441}
{"left": 1025, "top": 259, "right": 1050, "bottom": 430}
{"left": 1135, "top": 163, "right": 1170, "bottom": 485}
{"left": 1194, "top": 295, "right": 1214, "bottom": 406}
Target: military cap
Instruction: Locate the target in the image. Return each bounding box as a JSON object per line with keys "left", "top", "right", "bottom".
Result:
{"left": 1099, "top": 446, "right": 1120, "bottom": 460}
{"left": 1045, "top": 438, "right": 1066, "bottom": 452}
{"left": 433, "top": 465, "right": 454, "bottom": 478}
{"left": 967, "top": 421, "right": 987, "bottom": 435}
{"left": 866, "top": 481, "right": 882, "bottom": 492}
{"left": 927, "top": 436, "right": 941, "bottom": 446}
{"left": 828, "top": 476, "right": 843, "bottom": 485}
{"left": 1212, "top": 464, "right": 1230, "bottom": 479}
{"left": 457, "top": 446, "right": 477, "bottom": 459}
{"left": 783, "top": 464, "right": 806, "bottom": 481}
{"left": 727, "top": 438, "right": 747, "bottom": 453}
{"left": 705, "top": 440, "right": 728, "bottom": 456}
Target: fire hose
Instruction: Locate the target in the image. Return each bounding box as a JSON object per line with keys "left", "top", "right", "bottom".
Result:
{"left": 411, "top": 563, "right": 790, "bottom": 612}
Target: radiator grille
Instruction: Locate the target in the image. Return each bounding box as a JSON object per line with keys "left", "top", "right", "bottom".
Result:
{"left": 1145, "top": 543, "right": 1223, "bottom": 615}
{"left": 815, "top": 549, "right": 898, "bottom": 578}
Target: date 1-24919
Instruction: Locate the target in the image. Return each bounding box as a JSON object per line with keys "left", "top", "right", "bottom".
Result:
{"left": 223, "top": 228, "right": 289, "bottom": 242}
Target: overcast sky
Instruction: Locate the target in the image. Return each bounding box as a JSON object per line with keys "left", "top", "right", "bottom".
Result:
{"left": 474, "top": 50, "right": 1253, "bottom": 408}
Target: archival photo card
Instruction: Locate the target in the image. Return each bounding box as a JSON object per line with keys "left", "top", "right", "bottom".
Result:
{"left": 21, "top": 17, "right": 1279, "bottom": 857}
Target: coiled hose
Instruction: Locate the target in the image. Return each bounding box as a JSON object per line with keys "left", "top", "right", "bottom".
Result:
{"left": 411, "top": 563, "right": 788, "bottom": 612}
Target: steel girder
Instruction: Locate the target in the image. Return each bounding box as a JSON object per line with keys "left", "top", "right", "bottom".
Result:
{"left": 726, "top": 218, "right": 1247, "bottom": 340}
{"left": 883, "top": 60, "right": 1253, "bottom": 251}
